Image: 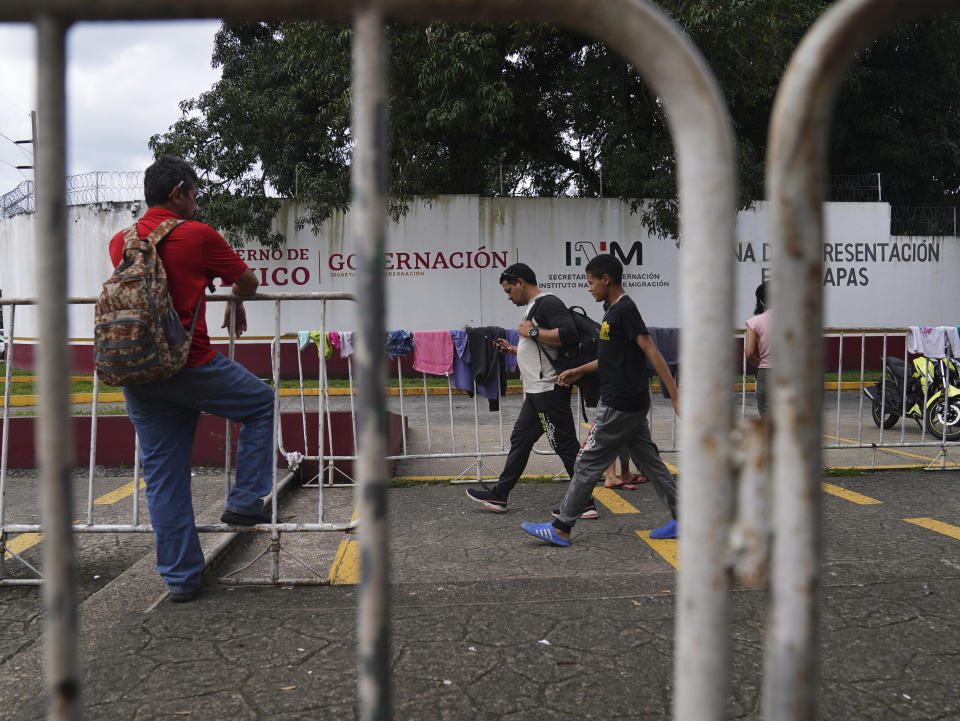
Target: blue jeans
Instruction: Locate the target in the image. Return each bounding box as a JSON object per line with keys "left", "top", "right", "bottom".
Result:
{"left": 123, "top": 353, "right": 275, "bottom": 593}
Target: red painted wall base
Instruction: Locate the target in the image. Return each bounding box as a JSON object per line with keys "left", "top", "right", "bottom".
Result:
{"left": 10, "top": 337, "right": 903, "bottom": 378}
{"left": 1, "top": 410, "right": 405, "bottom": 479}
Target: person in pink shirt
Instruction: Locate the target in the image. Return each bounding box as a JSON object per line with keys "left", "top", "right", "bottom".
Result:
{"left": 744, "top": 281, "right": 771, "bottom": 420}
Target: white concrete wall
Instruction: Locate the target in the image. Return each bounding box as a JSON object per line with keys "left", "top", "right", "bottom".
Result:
{"left": 1, "top": 197, "right": 956, "bottom": 340}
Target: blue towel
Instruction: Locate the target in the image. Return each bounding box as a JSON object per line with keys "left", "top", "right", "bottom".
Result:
{"left": 450, "top": 329, "right": 472, "bottom": 391}
{"left": 386, "top": 330, "right": 414, "bottom": 359}
{"left": 504, "top": 328, "right": 520, "bottom": 373}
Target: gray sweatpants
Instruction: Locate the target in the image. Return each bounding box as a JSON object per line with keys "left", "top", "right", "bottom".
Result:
{"left": 553, "top": 402, "right": 678, "bottom": 532}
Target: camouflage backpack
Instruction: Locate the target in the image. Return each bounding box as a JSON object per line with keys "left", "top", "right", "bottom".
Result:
{"left": 93, "top": 218, "right": 201, "bottom": 386}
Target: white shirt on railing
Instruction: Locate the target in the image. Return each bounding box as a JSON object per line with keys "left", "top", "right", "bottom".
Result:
{"left": 908, "top": 326, "right": 960, "bottom": 358}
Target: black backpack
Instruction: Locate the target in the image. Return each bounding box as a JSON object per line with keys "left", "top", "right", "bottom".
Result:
{"left": 551, "top": 306, "right": 600, "bottom": 373}
{"left": 539, "top": 304, "right": 602, "bottom": 408}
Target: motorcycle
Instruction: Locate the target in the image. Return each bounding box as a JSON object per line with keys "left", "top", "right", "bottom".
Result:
{"left": 864, "top": 355, "right": 960, "bottom": 441}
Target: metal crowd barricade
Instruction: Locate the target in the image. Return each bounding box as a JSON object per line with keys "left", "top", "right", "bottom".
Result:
{"left": 818, "top": 328, "right": 960, "bottom": 466}
{"left": 766, "top": 2, "right": 960, "bottom": 720}
{"left": 286, "top": 342, "right": 597, "bottom": 488}
{"left": 3, "top": 291, "right": 674, "bottom": 583}
{"left": 278, "top": 325, "right": 687, "bottom": 488}
{"left": 735, "top": 328, "right": 960, "bottom": 465}
{"left": 0, "top": 293, "right": 358, "bottom": 588}
{"left": 2, "top": 1, "right": 740, "bottom": 720}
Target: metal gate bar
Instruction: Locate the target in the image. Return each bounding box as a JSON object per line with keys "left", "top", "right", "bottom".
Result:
{"left": 0, "top": 2, "right": 741, "bottom": 720}
{"left": 764, "top": 1, "right": 960, "bottom": 719}
{"left": 34, "top": 15, "right": 79, "bottom": 721}
{"left": 350, "top": 7, "right": 391, "bottom": 718}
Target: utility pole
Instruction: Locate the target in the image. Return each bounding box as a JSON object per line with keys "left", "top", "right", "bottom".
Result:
{"left": 14, "top": 110, "right": 36, "bottom": 170}
{"left": 14, "top": 111, "right": 37, "bottom": 210}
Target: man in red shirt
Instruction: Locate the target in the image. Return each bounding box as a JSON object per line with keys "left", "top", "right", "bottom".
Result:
{"left": 109, "top": 156, "right": 274, "bottom": 602}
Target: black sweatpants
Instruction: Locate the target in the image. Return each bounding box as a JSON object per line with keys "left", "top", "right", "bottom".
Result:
{"left": 494, "top": 386, "right": 581, "bottom": 499}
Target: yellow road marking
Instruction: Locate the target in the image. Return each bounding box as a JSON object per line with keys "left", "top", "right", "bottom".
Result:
{"left": 636, "top": 530, "right": 678, "bottom": 569}
{"left": 3, "top": 532, "right": 43, "bottom": 560}
{"left": 328, "top": 508, "right": 361, "bottom": 585}
{"left": 94, "top": 479, "right": 146, "bottom": 505}
{"left": 821, "top": 483, "right": 882, "bottom": 505}
{"left": 3, "top": 478, "right": 146, "bottom": 560}
{"left": 904, "top": 517, "right": 960, "bottom": 541}
{"left": 2, "top": 395, "right": 38, "bottom": 407}
{"left": 1, "top": 376, "right": 97, "bottom": 383}
{"left": 2, "top": 393, "right": 126, "bottom": 407}
{"left": 591, "top": 487, "right": 640, "bottom": 514}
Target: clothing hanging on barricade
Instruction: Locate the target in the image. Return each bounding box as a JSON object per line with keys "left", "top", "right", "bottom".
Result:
{"left": 386, "top": 330, "right": 414, "bottom": 359}
{"left": 467, "top": 326, "right": 508, "bottom": 411}
{"left": 297, "top": 330, "right": 332, "bottom": 358}
{"left": 412, "top": 330, "right": 454, "bottom": 376}
{"left": 908, "top": 326, "right": 960, "bottom": 358}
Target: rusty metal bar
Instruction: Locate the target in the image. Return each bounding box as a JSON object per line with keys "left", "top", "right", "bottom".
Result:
{"left": 34, "top": 14, "right": 81, "bottom": 721}
{"left": 3, "top": 2, "right": 738, "bottom": 719}
{"left": 764, "top": 1, "right": 959, "bottom": 719}
{"left": 351, "top": 5, "right": 392, "bottom": 720}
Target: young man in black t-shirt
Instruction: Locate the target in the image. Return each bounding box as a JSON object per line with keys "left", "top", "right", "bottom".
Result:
{"left": 521, "top": 254, "right": 679, "bottom": 546}
{"left": 466, "top": 263, "right": 598, "bottom": 517}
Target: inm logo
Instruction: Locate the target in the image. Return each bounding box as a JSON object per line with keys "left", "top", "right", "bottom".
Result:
{"left": 565, "top": 241, "right": 643, "bottom": 266}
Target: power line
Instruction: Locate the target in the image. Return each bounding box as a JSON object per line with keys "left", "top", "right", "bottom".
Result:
{"left": 0, "top": 158, "right": 29, "bottom": 172}
{"left": 0, "top": 130, "right": 33, "bottom": 160}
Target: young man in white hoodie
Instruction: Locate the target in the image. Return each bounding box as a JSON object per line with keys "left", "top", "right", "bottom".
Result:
{"left": 465, "top": 263, "right": 598, "bottom": 519}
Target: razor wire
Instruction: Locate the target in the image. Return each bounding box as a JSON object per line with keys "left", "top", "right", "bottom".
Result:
{"left": 1, "top": 172, "right": 143, "bottom": 219}
{"left": 0, "top": 180, "right": 34, "bottom": 219}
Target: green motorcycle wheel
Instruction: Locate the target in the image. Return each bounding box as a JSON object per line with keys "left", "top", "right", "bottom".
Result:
{"left": 925, "top": 397, "right": 960, "bottom": 442}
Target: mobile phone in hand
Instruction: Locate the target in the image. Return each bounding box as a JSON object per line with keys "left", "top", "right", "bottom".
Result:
{"left": 484, "top": 335, "right": 510, "bottom": 351}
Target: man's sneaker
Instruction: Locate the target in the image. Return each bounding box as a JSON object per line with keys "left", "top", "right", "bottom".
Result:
{"left": 579, "top": 504, "right": 600, "bottom": 519}
{"left": 649, "top": 518, "right": 678, "bottom": 539}
{"left": 169, "top": 587, "right": 201, "bottom": 603}
{"left": 551, "top": 503, "right": 599, "bottom": 520}
{"left": 221, "top": 508, "right": 271, "bottom": 526}
{"left": 466, "top": 487, "right": 507, "bottom": 514}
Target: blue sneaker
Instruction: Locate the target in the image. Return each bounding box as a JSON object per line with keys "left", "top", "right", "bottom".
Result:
{"left": 520, "top": 521, "right": 571, "bottom": 547}
{"left": 649, "top": 518, "right": 678, "bottom": 539}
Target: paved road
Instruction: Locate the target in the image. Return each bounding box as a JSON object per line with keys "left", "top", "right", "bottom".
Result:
{"left": 1, "top": 467, "right": 959, "bottom": 720}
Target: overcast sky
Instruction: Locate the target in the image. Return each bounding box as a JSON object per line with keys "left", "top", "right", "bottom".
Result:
{"left": 0, "top": 20, "right": 222, "bottom": 197}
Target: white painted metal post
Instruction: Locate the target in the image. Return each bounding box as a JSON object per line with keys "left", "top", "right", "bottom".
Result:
{"left": 377, "top": 3, "right": 740, "bottom": 719}
{"left": 1, "top": 4, "right": 739, "bottom": 720}
{"left": 87, "top": 372, "right": 99, "bottom": 524}
{"left": 352, "top": 5, "right": 392, "bottom": 720}
{"left": 0, "top": 305, "right": 14, "bottom": 581}
{"left": 764, "top": 2, "right": 960, "bottom": 719}
{"left": 35, "top": 15, "right": 81, "bottom": 721}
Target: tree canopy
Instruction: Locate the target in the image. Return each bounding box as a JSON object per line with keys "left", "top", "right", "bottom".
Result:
{"left": 149, "top": 3, "right": 960, "bottom": 247}
{"left": 831, "top": 16, "right": 960, "bottom": 206}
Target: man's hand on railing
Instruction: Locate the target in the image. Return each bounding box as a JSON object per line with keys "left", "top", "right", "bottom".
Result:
{"left": 222, "top": 301, "right": 248, "bottom": 337}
